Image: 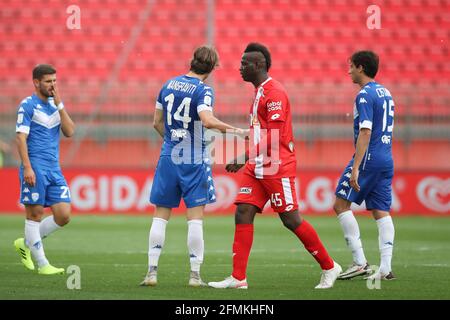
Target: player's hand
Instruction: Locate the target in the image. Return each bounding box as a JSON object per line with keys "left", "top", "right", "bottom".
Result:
{"left": 50, "top": 83, "right": 62, "bottom": 107}
{"left": 24, "top": 166, "right": 36, "bottom": 187}
{"left": 350, "top": 168, "right": 360, "bottom": 192}
{"left": 234, "top": 128, "right": 250, "bottom": 139}
{"left": 225, "top": 158, "right": 245, "bottom": 173}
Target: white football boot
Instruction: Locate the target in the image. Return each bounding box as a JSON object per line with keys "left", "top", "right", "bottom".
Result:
{"left": 140, "top": 269, "right": 157, "bottom": 286}
{"left": 337, "top": 262, "right": 372, "bottom": 280}
{"left": 315, "top": 261, "right": 342, "bottom": 289}
{"left": 208, "top": 276, "right": 248, "bottom": 289}
{"left": 189, "top": 271, "right": 207, "bottom": 287}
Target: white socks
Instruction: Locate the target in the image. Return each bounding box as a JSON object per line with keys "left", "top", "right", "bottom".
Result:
{"left": 187, "top": 219, "right": 204, "bottom": 272}
{"left": 147, "top": 218, "right": 205, "bottom": 273}
{"left": 188, "top": 220, "right": 205, "bottom": 272}
{"left": 39, "top": 216, "right": 61, "bottom": 239}
{"left": 25, "top": 219, "right": 49, "bottom": 268}
{"left": 376, "top": 215, "right": 395, "bottom": 274}
{"left": 338, "top": 210, "right": 367, "bottom": 266}
{"left": 148, "top": 217, "right": 168, "bottom": 269}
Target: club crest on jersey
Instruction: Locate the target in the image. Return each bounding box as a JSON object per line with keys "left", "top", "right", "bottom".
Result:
{"left": 32, "top": 193, "right": 39, "bottom": 202}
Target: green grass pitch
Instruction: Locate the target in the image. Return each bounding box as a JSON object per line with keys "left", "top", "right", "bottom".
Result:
{"left": 1, "top": 214, "right": 450, "bottom": 300}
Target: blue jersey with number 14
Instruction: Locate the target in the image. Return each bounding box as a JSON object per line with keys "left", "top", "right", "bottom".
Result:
{"left": 353, "top": 81, "right": 395, "bottom": 171}
{"left": 156, "top": 74, "right": 214, "bottom": 164}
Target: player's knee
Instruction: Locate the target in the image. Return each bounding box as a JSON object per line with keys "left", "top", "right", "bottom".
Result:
{"left": 280, "top": 211, "right": 302, "bottom": 231}
{"left": 333, "top": 201, "right": 349, "bottom": 215}
{"left": 235, "top": 205, "right": 255, "bottom": 224}
{"left": 26, "top": 206, "right": 45, "bottom": 221}
{"left": 55, "top": 213, "right": 71, "bottom": 226}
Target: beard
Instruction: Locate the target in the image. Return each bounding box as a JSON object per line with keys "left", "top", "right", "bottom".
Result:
{"left": 39, "top": 87, "right": 52, "bottom": 97}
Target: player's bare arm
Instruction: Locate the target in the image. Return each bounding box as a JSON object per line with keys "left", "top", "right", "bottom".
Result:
{"left": 15, "top": 132, "right": 35, "bottom": 186}
{"left": 51, "top": 83, "right": 75, "bottom": 137}
{"left": 153, "top": 108, "right": 165, "bottom": 138}
{"left": 198, "top": 110, "right": 246, "bottom": 135}
{"left": 350, "top": 128, "right": 371, "bottom": 192}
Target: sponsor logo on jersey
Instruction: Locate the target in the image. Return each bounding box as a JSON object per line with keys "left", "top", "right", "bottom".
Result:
{"left": 18, "top": 107, "right": 24, "bottom": 112}
{"left": 381, "top": 135, "right": 391, "bottom": 144}
{"left": 239, "top": 187, "right": 252, "bottom": 194}
{"left": 23, "top": 187, "right": 30, "bottom": 193}
{"left": 32, "top": 193, "right": 39, "bottom": 202}
{"left": 338, "top": 189, "right": 347, "bottom": 197}
{"left": 359, "top": 89, "right": 368, "bottom": 94}
{"left": 341, "top": 181, "right": 349, "bottom": 187}
{"left": 205, "top": 91, "right": 212, "bottom": 96}
{"left": 195, "top": 197, "right": 207, "bottom": 203}
{"left": 267, "top": 101, "right": 282, "bottom": 112}
{"left": 23, "top": 196, "right": 30, "bottom": 201}
{"left": 271, "top": 113, "right": 281, "bottom": 120}
{"left": 285, "top": 204, "right": 294, "bottom": 211}
{"left": 345, "top": 172, "right": 351, "bottom": 178}
{"left": 36, "top": 104, "right": 43, "bottom": 109}
{"left": 170, "top": 129, "right": 188, "bottom": 139}
{"left": 359, "top": 97, "right": 368, "bottom": 104}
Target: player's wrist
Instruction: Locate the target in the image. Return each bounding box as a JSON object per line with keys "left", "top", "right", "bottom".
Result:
{"left": 57, "top": 102, "right": 64, "bottom": 111}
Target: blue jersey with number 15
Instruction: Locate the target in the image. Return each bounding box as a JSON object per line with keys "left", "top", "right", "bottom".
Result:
{"left": 155, "top": 74, "right": 214, "bottom": 164}
{"left": 353, "top": 81, "right": 394, "bottom": 171}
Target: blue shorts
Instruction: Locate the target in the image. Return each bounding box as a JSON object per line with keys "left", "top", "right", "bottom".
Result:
{"left": 335, "top": 160, "right": 393, "bottom": 211}
{"left": 19, "top": 166, "right": 71, "bottom": 207}
{"left": 150, "top": 156, "right": 216, "bottom": 208}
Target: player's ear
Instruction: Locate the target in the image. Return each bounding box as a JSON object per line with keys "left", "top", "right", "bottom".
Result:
{"left": 33, "top": 79, "right": 39, "bottom": 88}
{"left": 357, "top": 65, "right": 364, "bottom": 74}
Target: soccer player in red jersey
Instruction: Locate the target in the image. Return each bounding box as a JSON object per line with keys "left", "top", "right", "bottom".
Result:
{"left": 208, "top": 43, "right": 342, "bottom": 289}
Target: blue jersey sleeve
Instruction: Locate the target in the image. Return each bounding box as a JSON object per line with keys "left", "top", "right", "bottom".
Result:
{"left": 196, "top": 86, "right": 214, "bottom": 113}
{"left": 356, "top": 91, "right": 374, "bottom": 130}
{"left": 15, "top": 99, "right": 34, "bottom": 134}
{"left": 155, "top": 88, "right": 163, "bottom": 110}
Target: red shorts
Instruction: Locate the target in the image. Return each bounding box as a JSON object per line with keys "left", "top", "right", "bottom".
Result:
{"left": 234, "top": 173, "right": 299, "bottom": 213}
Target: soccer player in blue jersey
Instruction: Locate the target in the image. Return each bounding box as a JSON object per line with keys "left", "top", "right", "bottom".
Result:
{"left": 14, "top": 64, "right": 75, "bottom": 275}
{"left": 334, "top": 51, "right": 396, "bottom": 280}
{"left": 140, "top": 45, "right": 246, "bottom": 287}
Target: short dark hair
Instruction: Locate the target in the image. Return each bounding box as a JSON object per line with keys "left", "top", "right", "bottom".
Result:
{"left": 32, "top": 64, "right": 56, "bottom": 80}
{"left": 350, "top": 51, "right": 379, "bottom": 78}
{"left": 190, "top": 45, "right": 219, "bottom": 75}
{"left": 244, "top": 42, "right": 272, "bottom": 71}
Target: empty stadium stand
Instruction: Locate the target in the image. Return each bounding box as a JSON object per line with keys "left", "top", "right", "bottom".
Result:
{"left": 0, "top": 0, "right": 448, "bottom": 169}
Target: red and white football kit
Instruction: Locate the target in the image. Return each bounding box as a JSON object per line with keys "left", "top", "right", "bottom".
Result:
{"left": 235, "top": 77, "right": 298, "bottom": 213}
